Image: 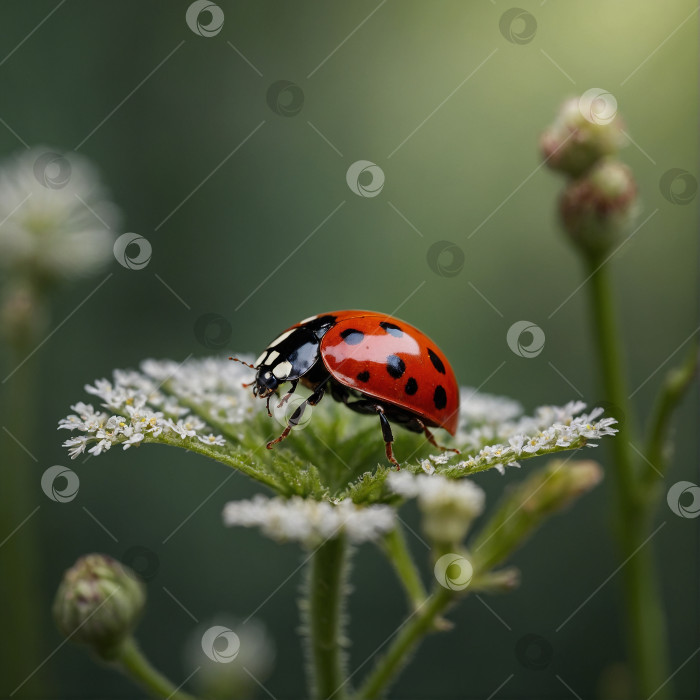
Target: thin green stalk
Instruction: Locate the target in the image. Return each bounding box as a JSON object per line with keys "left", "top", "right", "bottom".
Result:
{"left": 380, "top": 526, "right": 427, "bottom": 611}
{"left": 353, "top": 586, "right": 454, "bottom": 700}
{"left": 644, "top": 341, "right": 699, "bottom": 490}
{"left": 116, "top": 637, "right": 198, "bottom": 700}
{"left": 586, "top": 260, "right": 671, "bottom": 700}
{"left": 1, "top": 331, "right": 46, "bottom": 697}
{"left": 307, "top": 534, "right": 349, "bottom": 700}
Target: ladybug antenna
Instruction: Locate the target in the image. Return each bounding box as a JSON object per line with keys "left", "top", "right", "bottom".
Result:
{"left": 229, "top": 356, "right": 256, "bottom": 370}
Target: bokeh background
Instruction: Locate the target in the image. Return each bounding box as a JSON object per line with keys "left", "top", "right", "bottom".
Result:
{"left": 0, "top": 1, "right": 697, "bottom": 698}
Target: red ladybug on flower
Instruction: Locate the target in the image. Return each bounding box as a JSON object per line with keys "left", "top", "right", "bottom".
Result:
{"left": 233, "top": 311, "right": 459, "bottom": 467}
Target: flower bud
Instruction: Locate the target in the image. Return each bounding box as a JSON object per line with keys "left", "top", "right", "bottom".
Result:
{"left": 53, "top": 553, "right": 145, "bottom": 659}
{"left": 388, "top": 472, "right": 485, "bottom": 545}
{"left": 559, "top": 160, "right": 638, "bottom": 257}
{"left": 540, "top": 97, "right": 627, "bottom": 178}
{"left": 418, "top": 477, "right": 485, "bottom": 545}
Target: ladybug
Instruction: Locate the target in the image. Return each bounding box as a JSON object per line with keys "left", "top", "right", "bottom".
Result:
{"left": 231, "top": 311, "right": 459, "bottom": 467}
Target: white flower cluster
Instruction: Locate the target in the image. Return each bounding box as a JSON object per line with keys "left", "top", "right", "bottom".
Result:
{"left": 388, "top": 471, "right": 485, "bottom": 543}
{"left": 223, "top": 495, "right": 396, "bottom": 547}
{"left": 440, "top": 402, "right": 617, "bottom": 476}
{"left": 58, "top": 357, "right": 259, "bottom": 458}
{"left": 59, "top": 356, "right": 617, "bottom": 489}
{"left": 0, "top": 147, "right": 120, "bottom": 279}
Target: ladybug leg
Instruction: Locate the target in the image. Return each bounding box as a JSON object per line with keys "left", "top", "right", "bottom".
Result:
{"left": 276, "top": 379, "right": 299, "bottom": 409}
{"left": 266, "top": 383, "right": 326, "bottom": 450}
{"left": 416, "top": 419, "right": 460, "bottom": 455}
{"left": 374, "top": 405, "right": 400, "bottom": 470}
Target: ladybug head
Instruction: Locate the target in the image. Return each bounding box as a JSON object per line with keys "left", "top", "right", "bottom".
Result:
{"left": 254, "top": 368, "right": 279, "bottom": 398}
{"left": 229, "top": 356, "right": 280, "bottom": 398}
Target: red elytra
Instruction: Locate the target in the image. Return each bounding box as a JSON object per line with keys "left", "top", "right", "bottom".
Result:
{"left": 231, "top": 310, "right": 460, "bottom": 467}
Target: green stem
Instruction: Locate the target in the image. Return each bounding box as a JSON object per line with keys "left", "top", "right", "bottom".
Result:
{"left": 0, "top": 316, "right": 46, "bottom": 697}
{"left": 307, "top": 535, "right": 349, "bottom": 700}
{"left": 586, "top": 259, "right": 671, "bottom": 699}
{"left": 644, "top": 341, "right": 699, "bottom": 490}
{"left": 380, "top": 526, "right": 427, "bottom": 611}
{"left": 353, "top": 586, "right": 454, "bottom": 700}
{"left": 116, "top": 637, "right": 198, "bottom": 700}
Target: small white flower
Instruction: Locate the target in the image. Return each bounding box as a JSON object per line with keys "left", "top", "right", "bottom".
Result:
{"left": 88, "top": 438, "right": 112, "bottom": 456}
{"left": 63, "top": 435, "right": 88, "bottom": 459}
{"left": 508, "top": 434, "right": 526, "bottom": 456}
{"left": 222, "top": 496, "right": 395, "bottom": 548}
{"left": 122, "top": 432, "right": 145, "bottom": 450}
{"left": 420, "top": 459, "right": 435, "bottom": 475}
{"left": 197, "top": 433, "right": 226, "bottom": 447}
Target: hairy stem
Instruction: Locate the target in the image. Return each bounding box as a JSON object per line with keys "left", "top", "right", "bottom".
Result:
{"left": 116, "top": 637, "right": 198, "bottom": 700}
{"left": 586, "top": 260, "right": 670, "bottom": 699}
{"left": 380, "top": 526, "right": 428, "bottom": 611}
{"left": 308, "top": 535, "right": 349, "bottom": 700}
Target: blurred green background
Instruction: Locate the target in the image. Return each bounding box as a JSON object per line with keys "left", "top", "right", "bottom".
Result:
{"left": 0, "top": 1, "right": 697, "bottom": 698}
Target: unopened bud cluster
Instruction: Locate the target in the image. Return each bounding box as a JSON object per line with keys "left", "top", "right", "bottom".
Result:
{"left": 53, "top": 553, "right": 145, "bottom": 659}
{"left": 541, "top": 92, "right": 639, "bottom": 258}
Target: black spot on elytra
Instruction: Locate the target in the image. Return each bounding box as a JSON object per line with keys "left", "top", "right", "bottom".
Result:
{"left": 386, "top": 354, "right": 406, "bottom": 379}
{"left": 340, "top": 328, "right": 364, "bottom": 345}
{"left": 357, "top": 370, "right": 370, "bottom": 382}
{"left": 405, "top": 377, "right": 418, "bottom": 395}
{"left": 428, "top": 348, "right": 446, "bottom": 374}
{"left": 433, "top": 385, "right": 447, "bottom": 410}
{"left": 380, "top": 321, "right": 404, "bottom": 337}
